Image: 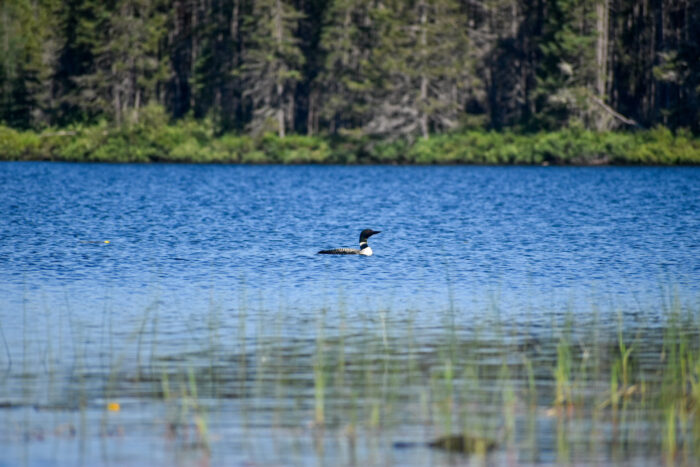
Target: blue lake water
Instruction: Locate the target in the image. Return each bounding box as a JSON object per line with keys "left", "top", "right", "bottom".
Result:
{"left": 1, "top": 163, "right": 698, "bottom": 315}
{"left": 1, "top": 162, "right": 699, "bottom": 465}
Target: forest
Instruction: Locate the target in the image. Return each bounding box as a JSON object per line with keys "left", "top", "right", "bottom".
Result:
{"left": 1, "top": 0, "right": 699, "bottom": 164}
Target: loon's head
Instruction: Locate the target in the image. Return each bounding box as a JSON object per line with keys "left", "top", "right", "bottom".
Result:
{"left": 359, "top": 229, "right": 381, "bottom": 243}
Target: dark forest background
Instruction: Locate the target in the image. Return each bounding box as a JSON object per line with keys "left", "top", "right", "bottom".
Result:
{"left": 1, "top": 0, "right": 699, "bottom": 139}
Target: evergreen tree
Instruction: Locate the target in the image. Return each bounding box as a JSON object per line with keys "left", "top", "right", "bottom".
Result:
{"left": 316, "top": 0, "right": 375, "bottom": 134}
{"left": 0, "top": 0, "right": 698, "bottom": 134}
{"left": 482, "top": 0, "right": 541, "bottom": 129}
{"left": 289, "top": 0, "right": 327, "bottom": 135}
{"left": 364, "top": 0, "right": 473, "bottom": 140}
{"left": 240, "top": 0, "right": 305, "bottom": 138}
{"left": 610, "top": 0, "right": 700, "bottom": 130}
{"left": 191, "top": 0, "right": 245, "bottom": 131}
{"left": 533, "top": 0, "right": 599, "bottom": 129}
{"left": 78, "top": 0, "right": 169, "bottom": 125}
{"left": 0, "top": 0, "right": 59, "bottom": 128}
{"left": 53, "top": 0, "right": 108, "bottom": 124}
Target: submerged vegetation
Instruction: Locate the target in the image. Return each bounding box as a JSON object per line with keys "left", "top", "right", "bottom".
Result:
{"left": 1, "top": 109, "right": 699, "bottom": 165}
{"left": 1, "top": 292, "right": 699, "bottom": 464}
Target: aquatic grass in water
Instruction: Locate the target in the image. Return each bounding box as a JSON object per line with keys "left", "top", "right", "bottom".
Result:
{"left": 1, "top": 294, "right": 699, "bottom": 465}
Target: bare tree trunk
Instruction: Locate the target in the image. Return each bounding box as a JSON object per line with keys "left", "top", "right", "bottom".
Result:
{"left": 231, "top": 0, "right": 239, "bottom": 38}
{"left": 595, "top": 0, "right": 609, "bottom": 97}
{"left": 113, "top": 82, "right": 121, "bottom": 126}
{"left": 418, "top": 0, "right": 429, "bottom": 139}
{"left": 230, "top": 0, "right": 240, "bottom": 127}
{"left": 653, "top": 0, "right": 666, "bottom": 125}
{"left": 275, "top": 0, "right": 285, "bottom": 138}
{"left": 126, "top": 51, "right": 134, "bottom": 122}
{"left": 134, "top": 89, "right": 141, "bottom": 123}
{"left": 277, "top": 83, "right": 285, "bottom": 138}
{"left": 307, "top": 89, "right": 315, "bottom": 135}
{"left": 190, "top": 0, "right": 199, "bottom": 112}
{"left": 2, "top": 8, "right": 8, "bottom": 55}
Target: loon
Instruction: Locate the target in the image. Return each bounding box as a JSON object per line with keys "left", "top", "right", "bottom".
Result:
{"left": 318, "top": 229, "right": 381, "bottom": 256}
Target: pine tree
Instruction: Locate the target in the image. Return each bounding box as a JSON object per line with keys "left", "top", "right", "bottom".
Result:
{"left": 481, "top": 0, "right": 540, "bottom": 129}
{"left": 1, "top": 0, "right": 698, "bottom": 135}
{"left": 315, "top": 0, "right": 375, "bottom": 134}
{"left": 78, "top": 0, "right": 169, "bottom": 125}
{"left": 191, "top": 0, "right": 245, "bottom": 131}
{"left": 240, "top": 0, "right": 305, "bottom": 138}
{"left": 0, "top": 0, "right": 59, "bottom": 128}
{"left": 52, "top": 0, "right": 108, "bottom": 124}
{"left": 364, "top": 0, "right": 473, "bottom": 140}
{"left": 533, "top": 0, "right": 601, "bottom": 129}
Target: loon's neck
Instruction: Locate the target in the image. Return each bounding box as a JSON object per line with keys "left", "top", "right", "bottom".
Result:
{"left": 359, "top": 242, "right": 372, "bottom": 256}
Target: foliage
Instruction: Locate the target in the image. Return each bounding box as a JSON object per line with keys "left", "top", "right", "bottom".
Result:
{"left": 1, "top": 117, "right": 698, "bottom": 165}
{"left": 534, "top": 0, "right": 598, "bottom": 130}
{"left": 0, "top": 125, "right": 42, "bottom": 159}
{"left": 1, "top": 0, "right": 699, "bottom": 136}
{"left": 240, "top": 0, "right": 305, "bottom": 138}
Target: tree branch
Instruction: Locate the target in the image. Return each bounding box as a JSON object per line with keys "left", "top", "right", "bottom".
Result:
{"left": 589, "top": 95, "right": 641, "bottom": 128}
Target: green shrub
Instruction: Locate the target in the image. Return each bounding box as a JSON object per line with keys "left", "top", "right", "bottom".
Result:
{"left": 241, "top": 150, "right": 267, "bottom": 164}
{"left": 368, "top": 140, "right": 410, "bottom": 164}
{"left": 2, "top": 120, "right": 700, "bottom": 165}
{"left": 213, "top": 134, "right": 255, "bottom": 163}
{"left": 0, "top": 126, "right": 42, "bottom": 160}
{"left": 170, "top": 138, "right": 209, "bottom": 162}
{"left": 52, "top": 124, "right": 107, "bottom": 161}
{"left": 264, "top": 134, "right": 331, "bottom": 164}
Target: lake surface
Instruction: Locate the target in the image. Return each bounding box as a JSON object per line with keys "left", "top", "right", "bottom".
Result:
{"left": 2, "top": 163, "right": 699, "bottom": 312}
{"left": 1, "top": 163, "right": 699, "bottom": 465}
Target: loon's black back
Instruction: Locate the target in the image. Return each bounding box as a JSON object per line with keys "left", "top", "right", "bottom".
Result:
{"left": 318, "top": 247, "right": 362, "bottom": 255}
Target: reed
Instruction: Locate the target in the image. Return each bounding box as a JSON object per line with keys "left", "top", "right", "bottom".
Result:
{"left": 1, "top": 289, "right": 699, "bottom": 464}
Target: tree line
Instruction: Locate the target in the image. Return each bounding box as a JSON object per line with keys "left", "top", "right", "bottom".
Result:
{"left": 1, "top": 0, "right": 698, "bottom": 139}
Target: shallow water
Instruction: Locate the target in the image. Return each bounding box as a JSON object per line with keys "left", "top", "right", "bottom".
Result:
{"left": 1, "top": 163, "right": 699, "bottom": 465}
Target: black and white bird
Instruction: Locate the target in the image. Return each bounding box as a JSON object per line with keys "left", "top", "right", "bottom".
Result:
{"left": 318, "top": 229, "right": 381, "bottom": 256}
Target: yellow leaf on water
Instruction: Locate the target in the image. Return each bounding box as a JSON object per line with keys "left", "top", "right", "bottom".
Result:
{"left": 107, "top": 402, "right": 120, "bottom": 412}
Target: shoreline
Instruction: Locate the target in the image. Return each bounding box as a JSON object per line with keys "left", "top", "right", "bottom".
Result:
{"left": 2, "top": 124, "right": 699, "bottom": 166}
